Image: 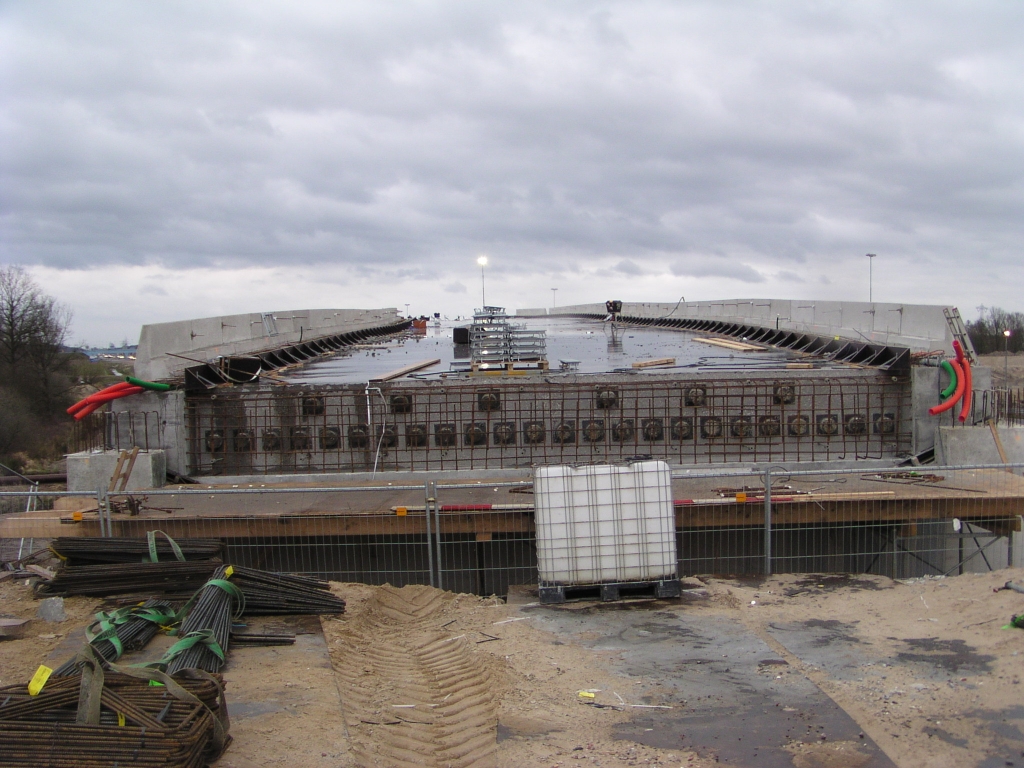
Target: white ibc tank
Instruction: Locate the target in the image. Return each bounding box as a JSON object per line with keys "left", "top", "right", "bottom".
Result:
{"left": 534, "top": 461, "right": 677, "bottom": 585}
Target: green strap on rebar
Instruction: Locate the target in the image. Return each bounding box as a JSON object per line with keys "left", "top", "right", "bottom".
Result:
{"left": 125, "top": 375, "right": 172, "bottom": 392}
{"left": 939, "top": 359, "right": 958, "bottom": 399}
{"left": 84, "top": 604, "right": 178, "bottom": 661}
{"left": 146, "top": 529, "right": 185, "bottom": 563}
{"left": 172, "top": 571, "right": 245, "bottom": 629}
{"left": 135, "top": 629, "right": 226, "bottom": 670}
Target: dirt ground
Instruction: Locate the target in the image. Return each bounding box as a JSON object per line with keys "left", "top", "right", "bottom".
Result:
{"left": 2, "top": 568, "right": 1023, "bottom": 768}
{"left": 979, "top": 352, "right": 1024, "bottom": 389}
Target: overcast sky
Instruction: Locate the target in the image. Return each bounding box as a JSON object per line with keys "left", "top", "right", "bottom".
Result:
{"left": 2, "top": 2, "right": 1023, "bottom": 345}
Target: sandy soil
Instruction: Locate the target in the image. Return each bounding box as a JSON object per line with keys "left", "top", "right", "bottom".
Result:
{"left": 321, "top": 583, "right": 703, "bottom": 768}
{"left": 2, "top": 569, "right": 1022, "bottom": 768}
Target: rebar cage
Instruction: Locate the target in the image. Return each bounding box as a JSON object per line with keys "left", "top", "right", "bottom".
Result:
{"left": 185, "top": 373, "right": 911, "bottom": 475}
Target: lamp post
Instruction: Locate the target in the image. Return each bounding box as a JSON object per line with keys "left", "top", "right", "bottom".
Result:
{"left": 551, "top": 288, "right": 558, "bottom": 309}
{"left": 867, "top": 253, "right": 876, "bottom": 302}
{"left": 1004, "top": 329, "right": 1011, "bottom": 383}
{"left": 477, "top": 256, "right": 488, "bottom": 308}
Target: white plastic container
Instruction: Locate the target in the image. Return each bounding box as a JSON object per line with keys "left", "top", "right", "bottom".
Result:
{"left": 534, "top": 461, "right": 677, "bottom": 585}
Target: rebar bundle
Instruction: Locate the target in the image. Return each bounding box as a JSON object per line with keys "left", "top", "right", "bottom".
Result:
{"left": 229, "top": 631, "right": 296, "bottom": 646}
{"left": 230, "top": 566, "right": 347, "bottom": 615}
{"left": 166, "top": 565, "right": 240, "bottom": 675}
{"left": 0, "top": 669, "right": 228, "bottom": 768}
{"left": 52, "top": 600, "right": 174, "bottom": 676}
{"left": 35, "top": 561, "right": 220, "bottom": 597}
{"left": 51, "top": 535, "right": 223, "bottom": 566}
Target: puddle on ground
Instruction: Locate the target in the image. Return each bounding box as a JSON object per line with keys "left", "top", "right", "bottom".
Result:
{"left": 785, "top": 574, "right": 891, "bottom": 596}
{"left": 922, "top": 724, "right": 969, "bottom": 748}
{"left": 893, "top": 637, "right": 995, "bottom": 674}
{"left": 965, "top": 703, "right": 1024, "bottom": 765}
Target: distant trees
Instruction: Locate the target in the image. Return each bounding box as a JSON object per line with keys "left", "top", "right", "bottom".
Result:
{"left": 966, "top": 307, "right": 1024, "bottom": 356}
{"left": 0, "top": 265, "right": 74, "bottom": 467}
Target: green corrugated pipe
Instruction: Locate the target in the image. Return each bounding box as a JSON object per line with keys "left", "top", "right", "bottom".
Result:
{"left": 939, "top": 359, "right": 958, "bottom": 399}
{"left": 125, "top": 375, "right": 172, "bottom": 392}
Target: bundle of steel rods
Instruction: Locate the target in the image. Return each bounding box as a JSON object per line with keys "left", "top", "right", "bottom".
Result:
{"left": 0, "top": 673, "right": 226, "bottom": 767}
{"left": 52, "top": 600, "right": 174, "bottom": 676}
{"left": 35, "top": 561, "right": 220, "bottom": 597}
{"left": 166, "top": 566, "right": 238, "bottom": 675}
{"left": 51, "top": 536, "right": 223, "bottom": 565}
{"left": 231, "top": 566, "right": 347, "bottom": 615}
{"left": 229, "top": 631, "right": 296, "bottom": 646}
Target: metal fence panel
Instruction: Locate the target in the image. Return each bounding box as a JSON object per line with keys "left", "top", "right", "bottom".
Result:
{"left": 2, "top": 463, "right": 1021, "bottom": 594}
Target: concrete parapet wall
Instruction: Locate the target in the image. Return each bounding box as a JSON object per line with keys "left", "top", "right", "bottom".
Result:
{"left": 67, "top": 449, "right": 167, "bottom": 492}
{"left": 547, "top": 298, "right": 960, "bottom": 353}
{"left": 136, "top": 307, "right": 400, "bottom": 381}
{"left": 936, "top": 426, "right": 1024, "bottom": 466}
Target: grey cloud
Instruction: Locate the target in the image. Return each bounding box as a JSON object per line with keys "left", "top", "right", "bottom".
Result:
{"left": 775, "top": 270, "right": 804, "bottom": 283}
{"left": 614, "top": 259, "right": 644, "bottom": 276}
{"left": 0, "top": 1, "right": 1022, "bottom": 296}
{"left": 443, "top": 282, "right": 467, "bottom": 293}
{"left": 670, "top": 257, "right": 765, "bottom": 284}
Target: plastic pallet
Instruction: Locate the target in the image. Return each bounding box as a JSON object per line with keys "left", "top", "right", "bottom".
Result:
{"left": 538, "top": 578, "right": 681, "bottom": 605}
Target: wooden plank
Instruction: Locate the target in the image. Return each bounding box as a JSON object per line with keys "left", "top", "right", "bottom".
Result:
{"left": 632, "top": 357, "right": 676, "bottom": 369}
{"left": 108, "top": 450, "right": 128, "bottom": 492}
{"left": 0, "top": 618, "right": 30, "bottom": 638}
{"left": 693, "top": 337, "right": 764, "bottom": 352}
{"left": 989, "top": 420, "right": 1010, "bottom": 465}
{"left": 117, "top": 446, "right": 140, "bottom": 492}
{"left": 370, "top": 358, "right": 441, "bottom": 381}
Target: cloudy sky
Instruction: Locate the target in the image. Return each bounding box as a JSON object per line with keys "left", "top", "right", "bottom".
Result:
{"left": 2, "top": 2, "right": 1023, "bottom": 345}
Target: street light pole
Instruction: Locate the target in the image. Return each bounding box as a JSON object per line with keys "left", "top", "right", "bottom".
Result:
{"left": 1004, "top": 329, "right": 1011, "bottom": 384}
{"left": 477, "top": 256, "right": 488, "bottom": 308}
{"left": 867, "top": 253, "right": 876, "bottom": 302}
{"left": 551, "top": 288, "right": 557, "bottom": 309}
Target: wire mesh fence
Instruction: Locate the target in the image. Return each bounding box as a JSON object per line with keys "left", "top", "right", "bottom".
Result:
{"left": 1, "top": 463, "right": 1020, "bottom": 595}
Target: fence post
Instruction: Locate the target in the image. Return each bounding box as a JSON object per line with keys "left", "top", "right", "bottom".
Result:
{"left": 432, "top": 481, "right": 444, "bottom": 592}
{"left": 424, "top": 480, "right": 435, "bottom": 588}
{"left": 764, "top": 467, "right": 772, "bottom": 576}
{"left": 96, "top": 485, "right": 110, "bottom": 537}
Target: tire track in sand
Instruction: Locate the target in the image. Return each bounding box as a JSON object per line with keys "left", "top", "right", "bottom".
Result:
{"left": 331, "top": 585, "right": 497, "bottom": 768}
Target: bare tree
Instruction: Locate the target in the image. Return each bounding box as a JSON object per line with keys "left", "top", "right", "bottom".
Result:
{"left": 0, "top": 264, "right": 73, "bottom": 415}
{"left": 0, "top": 265, "right": 45, "bottom": 371}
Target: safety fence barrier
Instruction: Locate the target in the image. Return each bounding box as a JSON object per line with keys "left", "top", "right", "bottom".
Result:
{"left": 2, "top": 462, "right": 1021, "bottom": 596}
